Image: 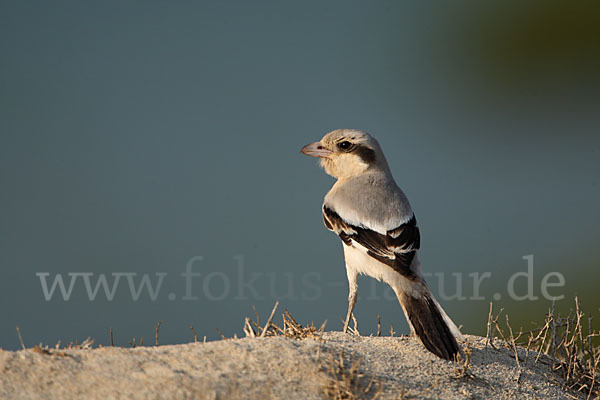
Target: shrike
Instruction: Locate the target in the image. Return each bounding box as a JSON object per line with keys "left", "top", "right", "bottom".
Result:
{"left": 301, "top": 129, "right": 462, "bottom": 360}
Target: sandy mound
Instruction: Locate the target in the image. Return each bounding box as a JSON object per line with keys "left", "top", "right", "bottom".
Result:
{"left": 0, "top": 333, "right": 578, "bottom": 399}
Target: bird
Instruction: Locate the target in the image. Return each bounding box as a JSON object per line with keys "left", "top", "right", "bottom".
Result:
{"left": 301, "top": 129, "right": 462, "bottom": 360}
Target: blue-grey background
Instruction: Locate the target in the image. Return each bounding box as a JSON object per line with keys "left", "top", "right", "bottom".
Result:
{"left": 1, "top": 1, "right": 599, "bottom": 349}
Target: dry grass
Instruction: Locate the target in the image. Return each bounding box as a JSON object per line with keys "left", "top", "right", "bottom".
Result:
{"left": 323, "top": 350, "right": 382, "bottom": 400}
{"left": 487, "top": 297, "right": 600, "bottom": 399}
{"left": 13, "top": 297, "right": 599, "bottom": 399}
{"left": 243, "top": 301, "right": 326, "bottom": 340}
{"left": 243, "top": 303, "right": 384, "bottom": 399}
{"left": 453, "top": 345, "right": 473, "bottom": 379}
{"left": 27, "top": 337, "right": 95, "bottom": 358}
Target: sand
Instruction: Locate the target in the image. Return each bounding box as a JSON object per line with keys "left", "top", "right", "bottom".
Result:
{"left": 0, "top": 333, "right": 580, "bottom": 399}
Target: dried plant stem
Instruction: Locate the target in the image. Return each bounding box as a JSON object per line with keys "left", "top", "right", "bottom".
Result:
{"left": 318, "top": 320, "right": 328, "bottom": 333}
{"left": 155, "top": 321, "right": 162, "bottom": 346}
{"left": 16, "top": 326, "right": 25, "bottom": 350}
{"left": 505, "top": 315, "right": 522, "bottom": 384}
{"left": 190, "top": 325, "right": 199, "bottom": 342}
{"left": 244, "top": 317, "right": 256, "bottom": 337}
{"left": 260, "top": 300, "right": 279, "bottom": 337}
{"left": 216, "top": 328, "right": 227, "bottom": 340}
{"left": 485, "top": 302, "right": 495, "bottom": 349}
{"left": 488, "top": 297, "right": 599, "bottom": 399}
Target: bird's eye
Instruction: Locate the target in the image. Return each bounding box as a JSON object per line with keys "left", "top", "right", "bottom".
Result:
{"left": 338, "top": 141, "right": 351, "bottom": 150}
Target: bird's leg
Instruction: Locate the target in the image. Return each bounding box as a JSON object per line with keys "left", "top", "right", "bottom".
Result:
{"left": 343, "top": 289, "right": 357, "bottom": 333}
{"left": 343, "top": 271, "right": 358, "bottom": 333}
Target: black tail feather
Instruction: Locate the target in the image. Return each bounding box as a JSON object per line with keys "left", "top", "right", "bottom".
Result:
{"left": 401, "top": 292, "right": 459, "bottom": 360}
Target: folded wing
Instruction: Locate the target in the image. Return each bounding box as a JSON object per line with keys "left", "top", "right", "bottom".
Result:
{"left": 322, "top": 205, "right": 420, "bottom": 280}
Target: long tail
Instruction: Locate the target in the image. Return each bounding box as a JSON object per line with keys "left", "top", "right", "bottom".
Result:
{"left": 398, "top": 290, "right": 461, "bottom": 360}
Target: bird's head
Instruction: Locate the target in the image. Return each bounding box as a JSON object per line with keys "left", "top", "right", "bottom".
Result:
{"left": 301, "top": 129, "right": 389, "bottom": 179}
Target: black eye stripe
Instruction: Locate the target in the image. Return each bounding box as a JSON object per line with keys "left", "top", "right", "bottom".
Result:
{"left": 334, "top": 141, "right": 376, "bottom": 163}
{"left": 355, "top": 144, "right": 376, "bottom": 163}
{"left": 337, "top": 141, "right": 352, "bottom": 150}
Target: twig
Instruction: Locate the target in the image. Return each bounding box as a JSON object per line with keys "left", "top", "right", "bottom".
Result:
{"left": 587, "top": 314, "right": 593, "bottom": 357}
{"left": 576, "top": 298, "right": 584, "bottom": 354}
{"left": 522, "top": 333, "right": 535, "bottom": 367}
{"left": 216, "top": 328, "right": 227, "bottom": 340}
{"left": 260, "top": 300, "right": 279, "bottom": 337}
{"left": 534, "top": 311, "right": 552, "bottom": 363}
{"left": 190, "top": 325, "right": 199, "bottom": 342}
{"left": 505, "top": 315, "right": 522, "bottom": 385}
{"left": 252, "top": 305, "right": 260, "bottom": 327}
{"left": 155, "top": 321, "right": 162, "bottom": 346}
{"left": 377, "top": 315, "right": 381, "bottom": 337}
{"left": 551, "top": 298, "right": 557, "bottom": 360}
{"left": 587, "top": 354, "right": 599, "bottom": 400}
{"left": 453, "top": 345, "right": 473, "bottom": 379}
{"left": 318, "top": 320, "right": 328, "bottom": 333}
{"left": 486, "top": 302, "right": 494, "bottom": 349}
{"left": 110, "top": 327, "right": 114, "bottom": 347}
{"left": 244, "top": 317, "right": 256, "bottom": 337}
{"left": 16, "top": 326, "right": 25, "bottom": 350}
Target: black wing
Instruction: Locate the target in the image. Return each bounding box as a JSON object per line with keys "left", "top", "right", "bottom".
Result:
{"left": 323, "top": 205, "right": 420, "bottom": 280}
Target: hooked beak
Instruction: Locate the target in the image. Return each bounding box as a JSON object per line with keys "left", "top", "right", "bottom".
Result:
{"left": 300, "top": 142, "right": 332, "bottom": 158}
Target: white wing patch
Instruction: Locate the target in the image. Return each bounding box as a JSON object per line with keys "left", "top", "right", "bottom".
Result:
{"left": 322, "top": 205, "right": 420, "bottom": 280}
